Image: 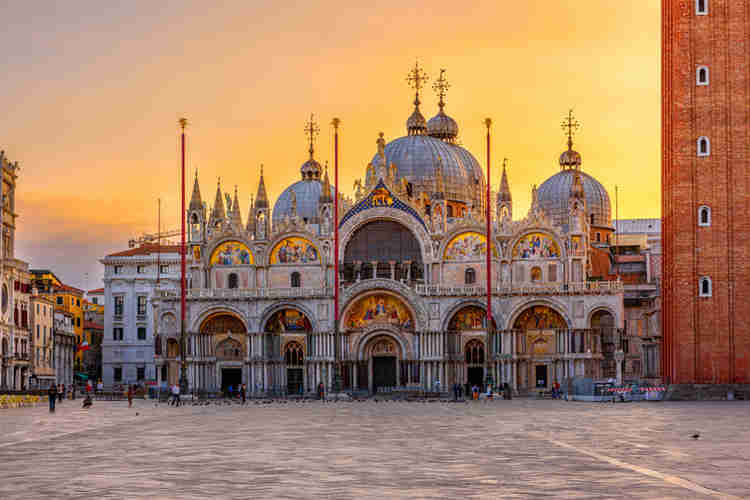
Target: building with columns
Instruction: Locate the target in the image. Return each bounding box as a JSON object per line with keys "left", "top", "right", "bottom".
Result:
{"left": 137, "top": 67, "right": 632, "bottom": 395}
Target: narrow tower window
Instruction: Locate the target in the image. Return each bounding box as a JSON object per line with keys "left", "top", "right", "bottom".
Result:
{"left": 291, "top": 272, "right": 301, "bottom": 288}
{"left": 464, "top": 268, "right": 476, "bottom": 285}
{"left": 699, "top": 276, "right": 712, "bottom": 297}
{"left": 697, "top": 137, "right": 710, "bottom": 157}
{"left": 227, "top": 273, "right": 238, "bottom": 289}
{"left": 696, "top": 66, "right": 709, "bottom": 85}
{"left": 696, "top": 0, "right": 708, "bottom": 15}
{"left": 698, "top": 206, "right": 711, "bottom": 227}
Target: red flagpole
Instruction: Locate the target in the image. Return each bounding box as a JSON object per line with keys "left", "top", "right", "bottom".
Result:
{"left": 179, "top": 117, "right": 187, "bottom": 391}
{"left": 332, "top": 117, "right": 341, "bottom": 392}
{"left": 484, "top": 118, "right": 492, "bottom": 330}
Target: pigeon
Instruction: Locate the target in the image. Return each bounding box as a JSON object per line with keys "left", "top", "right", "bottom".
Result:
{"left": 135, "top": 412, "right": 139, "bottom": 416}
{"left": 692, "top": 433, "right": 700, "bottom": 440}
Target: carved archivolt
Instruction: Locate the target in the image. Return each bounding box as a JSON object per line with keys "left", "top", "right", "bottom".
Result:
{"left": 340, "top": 279, "right": 428, "bottom": 331}
{"left": 338, "top": 210, "right": 432, "bottom": 262}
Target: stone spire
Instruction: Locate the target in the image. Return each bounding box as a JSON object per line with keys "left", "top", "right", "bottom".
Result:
{"left": 230, "top": 185, "right": 243, "bottom": 228}
{"left": 320, "top": 162, "right": 333, "bottom": 203}
{"left": 498, "top": 159, "right": 512, "bottom": 202}
{"left": 189, "top": 170, "right": 203, "bottom": 212}
{"left": 209, "top": 178, "right": 226, "bottom": 226}
{"left": 255, "top": 165, "right": 269, "bottom": 209}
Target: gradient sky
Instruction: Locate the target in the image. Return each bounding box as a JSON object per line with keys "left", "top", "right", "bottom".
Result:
{"left": 0, "top": 1, "right": 660, "bottom": 290}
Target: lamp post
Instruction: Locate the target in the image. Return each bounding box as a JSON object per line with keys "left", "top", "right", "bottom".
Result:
{"left": 484, "top": 118, "right": 493, "bottom": 391}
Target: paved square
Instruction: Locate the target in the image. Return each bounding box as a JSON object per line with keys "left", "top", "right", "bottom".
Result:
{"left": 1, "top": 399, "right": 748, "bottom": 499}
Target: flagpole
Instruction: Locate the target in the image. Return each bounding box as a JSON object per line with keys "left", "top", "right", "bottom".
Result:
{"left": 484, "top": 118, "right": 493, "bottom": 391}
{"left": 332, "top": 117, "right": 341, "bottom": 396}
{"left": 179, "top": 118, "right": 188, "bottom": 394}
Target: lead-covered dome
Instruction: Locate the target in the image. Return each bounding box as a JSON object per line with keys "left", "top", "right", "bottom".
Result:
{"left": 368, "top": 134, "right": 483, "bottom": 202}
{"left": 536, "top": 169, "right": 612, "bottom": 228}
{"left": 427, "top": 110, "right": 458, "bottom": 141}
{"left": 273, "top": 179, "right": 334, "bottom": 226}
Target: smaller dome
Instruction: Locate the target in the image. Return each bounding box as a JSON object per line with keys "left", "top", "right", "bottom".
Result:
{"left": 559, "top": 149, "right": 582, "bottom": 168}
{"left": 407, "top": 108, "right": 427, "bottom": 135}
{"left": 427, "top": 110, "right": 458, "bottom": 141}
{"left": 300, "top": 158, "right": 321, "bottom": 180}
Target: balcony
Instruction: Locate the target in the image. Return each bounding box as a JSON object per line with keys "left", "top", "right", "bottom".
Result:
{"left": 177, "top": 287, "right": 334, "bottom": 300}
{"left": 416, "top": 281, "right": 624, "bottom": 297}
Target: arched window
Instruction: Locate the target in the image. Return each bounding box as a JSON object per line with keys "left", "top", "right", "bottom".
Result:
{"left": 284, "top": 341, "right": 304, "bottom": 366}
{"left": 697, "top": 137, "right": 710, "bottom": 156}
{"left": 227, "top": 273, "right": 238, "bottom": 289}
{"left": 697, "top": 66, "right": 709, "bottom": 85}
{"left": 595, "top": 232, "right": 601, "bottom": 242}
{"left": 590, "top": 213, "right": 595, "bottom": 225}
{"left": 465, "top": 339, "right": 485, "bottom": 365}
{"left": 465, "top": 268, "right": 476, "bottom": 285}
{"left": 291, "top": 272, "right": 301, "bottom": 288}
{"left": 696, "top": 0, "right": 708, "bottom": 15}
{"left": 530, "top": 267, "right": 542, "bottom": 282}
{"left": 698, "top": 206, "right": 711, "bottom": 226}
{"left": 699, "top": 276, "right": 712, "bottom": 297}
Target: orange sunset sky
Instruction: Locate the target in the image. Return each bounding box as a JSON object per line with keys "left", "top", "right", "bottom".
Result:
{"left": 0, "top": 1, "right": 661, "bottom": 290}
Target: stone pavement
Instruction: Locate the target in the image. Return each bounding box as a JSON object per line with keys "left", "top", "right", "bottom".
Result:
{"left": 0, "top": 399, "right": 748, "bottom": 499}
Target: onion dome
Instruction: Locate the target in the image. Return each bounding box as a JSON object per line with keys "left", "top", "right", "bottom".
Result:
{"left": 406, "top": 104, "right": 427, "bottom": 135}
{"left": 427, "top": 69, "right": 459, "bottom": 142}
{"left": 427, "top": 111, "right": 458, "bottom": 141}
{"left": 559, "top": 148, "right": 582, "bottom": 169}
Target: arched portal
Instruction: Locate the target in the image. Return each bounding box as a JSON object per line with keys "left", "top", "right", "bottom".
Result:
{"left": 513, "top": 305, "right": 567, "bottom": 390}
{"left": 343, "top": 220, "right": 423, "bottom": 282}
{"left": 465, "top": 339, "right": 485, "bottom": 389}
{"left": 362, "top": 335, "right": 402, "bottom": 394}
{"left": 591, "top": 309, "right": 616, "bottom": 379}
{"left": 284, "top": 341, "right": 305, "bottom": 395}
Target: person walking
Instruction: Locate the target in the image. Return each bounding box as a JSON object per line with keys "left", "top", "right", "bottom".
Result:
{"left": 71, "top": 383, "right": 76, "bottom": 400}
{"left": 96, "top": 379, "right": 103, "bottom": 395}
{"left": 86, "top": 379, "right": 92, "bottom": 395}
{"left": 173, "top": 383, "right": 180, "bottom": 407}
{"left": 127, "top": 385, "right": 133, "bottom": 408}
{"left": 241, "top": 384, "right": 246, "bottom": 404}
{"left": 58, "top": 384, "right": 64, "bottom": 403}
{"left": 472, "top": 384, "right": 479, "bottom": 401}
{"left": 317, "top": 382, "right": 324, "bottom": 400}
{"left": 48, "top": 384, "right": 57, "bottom": 413}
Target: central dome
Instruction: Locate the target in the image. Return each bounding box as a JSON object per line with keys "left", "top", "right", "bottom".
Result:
{"left": 368, "top": 135, "right": 483, "bottom": 202}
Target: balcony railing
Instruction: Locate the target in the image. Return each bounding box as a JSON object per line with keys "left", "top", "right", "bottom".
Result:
{"left": 416, "top": 281, "right": 624, "bottom": 296}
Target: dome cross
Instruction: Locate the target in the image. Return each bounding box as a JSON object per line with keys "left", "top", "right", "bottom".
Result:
{"left": 406, "top": 60, "right": 429, "bottom": 106}
{"left": 432, "top": 68, "right": 450, "bottom": 111}
{"left": 561, "top": 109, "right": 580, "bottom": 150}
{"left": 304, "top": 113, "right": 320, "bottom": 159}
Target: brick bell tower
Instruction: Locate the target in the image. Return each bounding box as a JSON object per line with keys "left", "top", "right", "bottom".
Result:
{"left": 662, "top": 0, "right": 750, "bottom": 384}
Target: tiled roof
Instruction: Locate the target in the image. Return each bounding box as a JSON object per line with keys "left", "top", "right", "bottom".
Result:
{"left": 83, "top": 321, "right": 104, "bottom": 330}
{"left": 55, "top": 283, "right": 84, "bottom": 295}
{"left": 589, "top": 246, "right": 617, "bottom": 281}
{"left": 106, "top": 244, "right": 181, "bottom": 257}
{"left": 87, "top": 288, "right": 104, "bottom": 294}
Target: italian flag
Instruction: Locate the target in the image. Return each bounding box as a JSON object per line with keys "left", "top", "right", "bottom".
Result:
{"left": 77, "top": 340, "right": 90, "bottom": 352}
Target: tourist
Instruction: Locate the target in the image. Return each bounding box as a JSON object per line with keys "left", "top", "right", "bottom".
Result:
{"left": 241, "top": 384, "right": 246, "bottom": 404}
{"left": 453, "top": 383, "right": 459, "bottom": 401}
{"left": 86, "top": 379, "right": 92, "bottom": 395}
{"left": 71, "top": 383, "right": 76, "bottom": 400}
{"left": 97, "top": 379, "right": 103, "bottom": 395}
{"left": 48, "top": 384, "right": 57, "bottom": 413}
{"left": 472, "top": 384, "right": 479, "bottom": 401}
{"left": 317, "top": 382, "right": 324, "bottom": 400}
{"left": 58, "top": 384, "right": 64, "bottom": 403}
{"left": 82, "top": 394, "right": 92, "bottom": 409}
{"left": 127, "top": 385, "right": 133, "bottom": 408}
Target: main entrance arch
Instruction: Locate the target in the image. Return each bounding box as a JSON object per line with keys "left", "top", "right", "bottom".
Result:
{"left": 361, "top": 334, "right": 402, "bottom": 394}
{"left": 512, "top": 305, "right": 568, "bottom": 390}
{"left": 198, "top": 312, "right": 248, "bottom": 393}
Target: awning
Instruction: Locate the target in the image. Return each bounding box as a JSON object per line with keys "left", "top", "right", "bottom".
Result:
{"left": 74, "top": 373, "right": 89, "bottom": 380}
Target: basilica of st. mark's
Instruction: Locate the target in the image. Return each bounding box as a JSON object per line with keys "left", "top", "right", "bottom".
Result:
{"left": 150, "top": 65, "right": 625, "bottom": 395}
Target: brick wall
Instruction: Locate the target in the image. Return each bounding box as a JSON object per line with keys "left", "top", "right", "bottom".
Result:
{"left": 662, "top": 0, "right": 750, "bottom": 384}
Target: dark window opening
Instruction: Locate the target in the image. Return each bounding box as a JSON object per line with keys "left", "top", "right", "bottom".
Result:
{"left": 291, "top": 272, "right": 301, "bottom": 288}
{"left": 465, "top": 268, "right": 476, "bottom": 285}
{"left": 228, "top": 273, "right": 239, "bottom": 289}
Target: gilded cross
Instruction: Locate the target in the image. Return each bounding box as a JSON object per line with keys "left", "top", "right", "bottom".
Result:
{"left": 304, "top": 113, "right": 319, "bottom": 158}
{"left": 432, "top": 68, "right": 450, "bottom": 108}
{"left": 561, "top": 109, "right": 580, "bottom": 148}
{"left": 406, "top": 60, "right": 429, "bottom": 101}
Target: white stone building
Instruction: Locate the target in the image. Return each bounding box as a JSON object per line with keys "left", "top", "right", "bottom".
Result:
{"left": 53, "top": 311, "right": 75, "bottom": 387}
{"left": 100, "top": 246, "right": 179, "bottom": 386}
